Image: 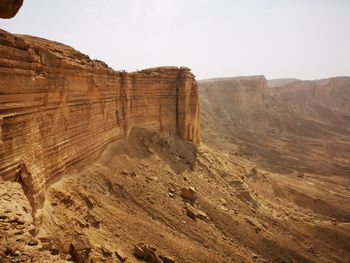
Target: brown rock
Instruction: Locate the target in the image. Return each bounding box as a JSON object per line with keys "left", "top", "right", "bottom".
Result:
{"left": 133, "top": 244, "right": 161, "bottom": 263}
{"left": 196, "top": 209, "right": 209, "bottom": 222}
{"left": 185, "top": 204, "right": 198, "bottom": 220}
{"left": 184, "top": 204, "right": 208, "bottom": 221}
{"left": 134, "top": 244, "right": 147, "bottom": 258}
{"left": 181, "top": 187, "right": 197, "bottom": 202}
{"left": 115, "top": 248, "right": 127, "bottom": 262}
{"left": 0, "top": 0, "right": 23, "bottom": 19}
{"left": 101, "top": 245, "right": 113, "bottom": 257}
{"left": 69, "top": 236, "right": 92, "bottom": 263}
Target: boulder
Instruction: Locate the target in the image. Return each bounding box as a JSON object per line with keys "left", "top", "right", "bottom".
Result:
{"left": 0, "top": 0, "right": 23, "bottom": 19}
{"left": 181, "top": 187, "right": 197, "bottom": 202}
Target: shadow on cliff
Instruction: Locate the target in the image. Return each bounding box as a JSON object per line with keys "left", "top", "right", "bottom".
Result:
{"left": 97, "top": 127, "right": 198, "bottom": 176}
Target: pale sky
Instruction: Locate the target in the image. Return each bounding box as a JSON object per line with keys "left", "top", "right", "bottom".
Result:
{"left": 1, "top": 0, "right": 349, "bottom": 80}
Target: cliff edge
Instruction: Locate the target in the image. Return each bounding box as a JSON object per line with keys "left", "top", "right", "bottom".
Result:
{"left": 0, "top": 29, "right": 199, "bottom": 209}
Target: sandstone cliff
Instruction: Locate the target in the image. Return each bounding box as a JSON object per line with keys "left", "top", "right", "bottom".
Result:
{"left": 0, "top": 0, "right": 23, "bottom": 18}
{"left": 0, "top": 29, "right": 199, "bottom": 208}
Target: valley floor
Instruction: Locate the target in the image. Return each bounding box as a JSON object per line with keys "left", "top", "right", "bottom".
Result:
{"left": 1, "top": 128, "right": 349, "bottom": 262}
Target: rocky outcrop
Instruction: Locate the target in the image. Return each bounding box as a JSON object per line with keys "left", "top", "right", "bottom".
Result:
{"left": 0, "top": 0, "right": 23, "bottom": 18}
{"left": 0, "top": 29, "right": 199, "bottom": 208}
{"left": 0, "top": 181, "right": 68, "bottom": 262}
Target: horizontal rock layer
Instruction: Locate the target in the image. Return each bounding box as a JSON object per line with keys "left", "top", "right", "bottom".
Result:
{"left": 0, "top": 30, "right": 199, "bottom": 208}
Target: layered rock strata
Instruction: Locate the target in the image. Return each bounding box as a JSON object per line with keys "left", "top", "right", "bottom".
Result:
{"left": 0, "top": 29, "right": 199, "bottom": 208}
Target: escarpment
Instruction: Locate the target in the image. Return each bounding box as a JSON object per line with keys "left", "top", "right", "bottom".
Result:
{"left": 199, "top": 75, "right": 268, "bottom": 111}
{"left": 270, "top": 77, "right": 350, "bottom": 113}
{"left": 199, "top": 75, "right": 350, "bottom": 176}
{"left": 0, "top": 29, "right": 199, "bottom": 208}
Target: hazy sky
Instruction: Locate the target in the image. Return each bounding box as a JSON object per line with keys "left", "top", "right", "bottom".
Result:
{"left": 1, "top": 0, "right": 349, "bottom": 80}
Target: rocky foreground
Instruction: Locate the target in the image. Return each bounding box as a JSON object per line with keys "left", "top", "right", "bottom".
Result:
{"left": 1, "top": 126, "right": 349, "bottom": 262}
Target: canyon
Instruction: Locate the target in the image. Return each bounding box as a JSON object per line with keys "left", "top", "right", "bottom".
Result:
{"left": 1, "top": 1, "right": 350, "bottom": 262}
{"left": 200, "top": 76, "right": 350, "bottom": 176}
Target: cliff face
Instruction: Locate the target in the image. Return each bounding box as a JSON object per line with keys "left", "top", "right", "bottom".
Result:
{"left": 0, "top": 29, "right": 199, "bottom": 208}
{"left": 199, "top": 75, "right": 350, "bottom": 176}
{"left": 199, "top": 76, "right": 267, "bottom": 111}
{"left": 270, "top": 77, "right": 350, "bottom": 113}
{"left": 0, "top": 0, "right": 23, "bottom": 18}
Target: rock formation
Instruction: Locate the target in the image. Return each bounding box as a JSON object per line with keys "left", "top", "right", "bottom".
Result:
{"left": 199, "top": 75, "right": 350, "bottom": 176}
{"left": 0, "top": 29, "right": 199, "bottom": 209}
{"left": 270, "top": 77, "right": 350, "bottom": 113}
{"left": 0, "top": 0, "right": 23, "bottom": 18}
{"left": 199, "top": 75, "right": 267, "bottom": 110}
{"left": 0, "top": 181, "right": 69, "bottom": 262}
